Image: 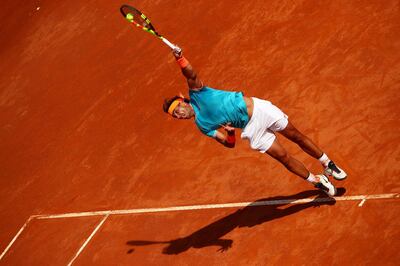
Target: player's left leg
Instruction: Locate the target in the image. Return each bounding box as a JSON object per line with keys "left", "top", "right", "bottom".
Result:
{"left": 265, "top": 138, "right": 309, "bottom": 179}
{"left": 277, "top": 121, "right": 347, "bottom": 180}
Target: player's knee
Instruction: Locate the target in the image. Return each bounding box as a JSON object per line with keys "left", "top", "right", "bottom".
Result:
{"left": 275, "top": 150, "right": 291, "bottom": 165}
{"left": 281, "top": 154, "right": 292, "bottom": 166}
{"left": 291, "top": 132, "right": 307, "bottom": 144}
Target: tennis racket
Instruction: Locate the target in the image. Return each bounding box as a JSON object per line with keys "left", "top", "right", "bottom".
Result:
{"left": 120, "top": 4, "right": 181, "bottom": 53}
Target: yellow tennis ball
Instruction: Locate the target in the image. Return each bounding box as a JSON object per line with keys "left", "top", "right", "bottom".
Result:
{"left": 126, "top": 13, "right": 134, "bottom": 21}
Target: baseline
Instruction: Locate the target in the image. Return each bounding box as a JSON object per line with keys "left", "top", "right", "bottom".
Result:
{"left": 34, "top": 193, "right": 399, "bottom": 219}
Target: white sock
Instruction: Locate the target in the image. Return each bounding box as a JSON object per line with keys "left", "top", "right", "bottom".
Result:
{"left": 318, "top": 153, "right": 330, "bottom": 167}
{"left": 306, "top": 173, "right": 318, "bottom": 183}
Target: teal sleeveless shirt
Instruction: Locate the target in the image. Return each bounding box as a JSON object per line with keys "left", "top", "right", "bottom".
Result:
{"left": 189, "top": 86, "right": 249, "bottom": 137}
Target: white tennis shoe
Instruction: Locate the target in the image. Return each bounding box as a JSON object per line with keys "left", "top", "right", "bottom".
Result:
{"left": 314, "top": 174, "right": 337, "bottom": 197}
{"left": 324, "top": 161, "right": 347, "bottom": 180}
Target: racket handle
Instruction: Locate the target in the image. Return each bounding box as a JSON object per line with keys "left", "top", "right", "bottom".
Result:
{"left": 161, "top": 37, "right": 180, "bottom": 52}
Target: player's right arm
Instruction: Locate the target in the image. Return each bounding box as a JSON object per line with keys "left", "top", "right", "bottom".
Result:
{"left": 172, "top": 48, "right": 203, "bottom": 90}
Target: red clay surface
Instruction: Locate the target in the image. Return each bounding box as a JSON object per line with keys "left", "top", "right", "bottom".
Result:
{"left": 1, "top": 0, "right": 399, "bottom": 265}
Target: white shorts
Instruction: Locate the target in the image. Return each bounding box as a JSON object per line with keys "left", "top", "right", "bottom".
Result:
{"left": 241, "top": 97, "right": 288, "bottom": 153}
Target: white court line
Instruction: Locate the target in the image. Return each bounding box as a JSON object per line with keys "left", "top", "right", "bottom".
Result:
{"left": 0, "top": 216, "right": 34, "bottom": 261}
{"left": 67, "top": 214, "right": 109, "bottom": 266}
{"left": 33, "top": 193, "right": 399, "bottom": 219}
{"left": 358, "top": 198, "right": 367, "bottom": 207}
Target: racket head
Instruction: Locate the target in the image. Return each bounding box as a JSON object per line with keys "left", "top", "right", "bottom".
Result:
{"left": 120, "top": 5, "right": 158, "bottom": 35}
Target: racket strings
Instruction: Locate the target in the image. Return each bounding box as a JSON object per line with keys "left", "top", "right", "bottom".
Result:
{"left": 121, "top": 6, "right": 152, "bottom": 29}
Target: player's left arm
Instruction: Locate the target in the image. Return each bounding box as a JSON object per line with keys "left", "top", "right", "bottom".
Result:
{"left": 172, "top": 48, "right": 203, "bottom": 90}
{"left": 214, "top": 124, "right": 236, "bottom": 148}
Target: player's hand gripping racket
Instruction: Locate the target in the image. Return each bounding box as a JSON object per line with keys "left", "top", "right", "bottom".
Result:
{"left": 120, "top": 4, "right": 181, "bottom": 53}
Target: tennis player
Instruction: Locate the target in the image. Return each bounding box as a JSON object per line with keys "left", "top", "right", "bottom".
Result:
{"left": 163, "top": 48, "right": 347, "bottom": 196}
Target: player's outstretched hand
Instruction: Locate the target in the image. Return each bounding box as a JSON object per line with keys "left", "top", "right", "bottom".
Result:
{"left": 172, "top": 46, "right": 182, "bottom": 58}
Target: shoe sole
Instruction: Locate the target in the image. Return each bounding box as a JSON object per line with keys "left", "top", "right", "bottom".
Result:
{"left": 331, "top": 186, "right": 337, "bottom": 197}
{"left": 333, "top": 174, "right": 347, "bottom": 181}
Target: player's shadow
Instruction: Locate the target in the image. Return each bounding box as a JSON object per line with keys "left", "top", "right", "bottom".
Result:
{"left": 126, "top": 188, "right": 345, "bottom": 255}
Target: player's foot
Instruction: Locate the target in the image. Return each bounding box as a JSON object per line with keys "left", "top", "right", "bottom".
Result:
{"left": 324, "top": 161, "right": 347, "bottom": 180}
{"left": 314, "top": 174, "right": 337, "bottom": 197}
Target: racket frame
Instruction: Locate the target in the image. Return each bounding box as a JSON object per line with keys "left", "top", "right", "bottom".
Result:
{"left": 120, "top": 4, "right": 180, "bottom": 52}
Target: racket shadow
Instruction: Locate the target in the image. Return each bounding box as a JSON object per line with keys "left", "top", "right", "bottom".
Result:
{"left": 126, "top": 188, "right": 344, "bottom": 255}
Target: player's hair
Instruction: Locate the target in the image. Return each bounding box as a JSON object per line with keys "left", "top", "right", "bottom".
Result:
{"left": 163, "top": 96, "right": 190, "bottom": 113}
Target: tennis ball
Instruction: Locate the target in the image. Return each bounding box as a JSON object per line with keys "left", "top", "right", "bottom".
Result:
{"left": 126, "top": 13, "right": 134, "bottom": 21}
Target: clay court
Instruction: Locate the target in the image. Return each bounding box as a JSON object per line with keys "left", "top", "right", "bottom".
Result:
{"left": 1, "top": 0, "right": 399, "bottom": 265}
